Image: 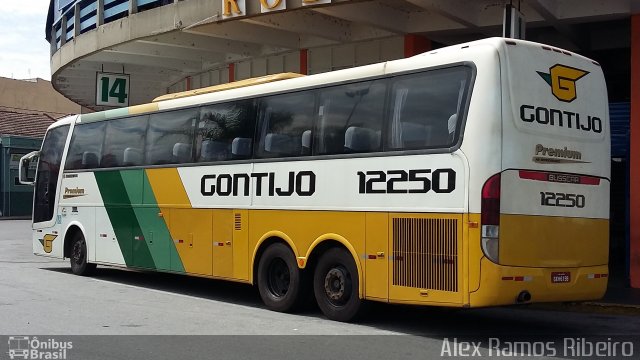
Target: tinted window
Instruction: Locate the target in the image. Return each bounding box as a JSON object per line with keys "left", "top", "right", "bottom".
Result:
{"left": 65, "top": 122, "right": 105, "bottom": 170}
{"left": 388, "top": 67, "right": 471, "bottom": 150}
{"left": 197, "top": 100, "right": 256, "bottom": 162}
{"left": 256, "top": 91, "right": 315, "bottom": 158}
{"left": 145, "top": 109, "right": 197, "bottom": 165}
{"left": 34, "top": 125, "right": 69, "bottom": 223}
{"left": 102, "top": 115, "right": 148, "bottom": 167}
{"left": 315, "top": 80, "right": 386, "bottom": 155}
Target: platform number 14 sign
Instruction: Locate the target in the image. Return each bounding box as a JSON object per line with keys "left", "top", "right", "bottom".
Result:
{"left": 96, "top": 72, "right": 130, "bottom": 107}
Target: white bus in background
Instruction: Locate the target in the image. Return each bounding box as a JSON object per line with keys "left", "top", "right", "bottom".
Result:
{"left": 20, "top": 37, "right": 610, "bottom": 322}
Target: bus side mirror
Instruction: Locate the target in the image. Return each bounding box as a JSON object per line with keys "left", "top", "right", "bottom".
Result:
{"left": 19, "top": 151, "right": 39, "bottom": 186}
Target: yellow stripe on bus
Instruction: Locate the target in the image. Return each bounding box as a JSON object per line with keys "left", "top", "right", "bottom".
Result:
{"left": 128, "top": 103, "right": 159, "bottom": 115}
{"left": 145, "top": 168, "right": 203, "bottom": 274}
{"left": 145, "top": 168, "right": 191, "bottom": 207}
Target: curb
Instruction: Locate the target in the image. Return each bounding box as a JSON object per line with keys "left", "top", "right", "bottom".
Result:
{"left": 528, "top": 302, "right": 640, "bottom": 316}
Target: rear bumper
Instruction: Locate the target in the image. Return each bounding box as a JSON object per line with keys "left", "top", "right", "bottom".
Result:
{"left": 469, "top": 257, "right": 608, "bottom": 307}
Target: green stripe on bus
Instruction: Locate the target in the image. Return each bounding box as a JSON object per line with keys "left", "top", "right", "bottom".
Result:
{"left": 103, "top": 108, "right": 130, "bottom": 119}
{"left": 94, "top": 170, "right": 156, "bottom": 269}
{"left": 79, "top": 112, "right": 107, "bottom": 123}
{"left": 120, "top": 170, "right": 185, "bottom": 273}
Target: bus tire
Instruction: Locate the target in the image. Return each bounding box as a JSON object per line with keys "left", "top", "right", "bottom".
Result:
{"left": 69, "top": 231, "right": 96, "bottom": 276}
{"left": 313, "top": 247, "right": 362, "bottom": 322}
{"left": 257, "top": 243, "right": 302, "bottom": 312}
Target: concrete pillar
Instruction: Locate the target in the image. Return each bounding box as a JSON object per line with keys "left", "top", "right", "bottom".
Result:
{"left": 74, "top": 3, "right": 81, "bottom": 38}
{"left": 404, "top": 34, "right": 431, "bottom": 57}
{"left": 97, "top": 0, "right": 105, "bottom": 26}
{"left": 228, "top": 63, "right": 235, "bottom": 83}
{"left": 630, "top": 14, "right": 640, "bottom": 288}
{"left": 299, "top": 49, "right": 308, "bottom": 75}
{"left": 129, "top": 0, "right": 138, "bottom": 15}
{"left": 60, "top": 15, "right": 68, "bottom": 46}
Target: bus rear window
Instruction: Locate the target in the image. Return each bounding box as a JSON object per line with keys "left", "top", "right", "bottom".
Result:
{"left": 387, "top": 67, "right": 471, "bottom": 151}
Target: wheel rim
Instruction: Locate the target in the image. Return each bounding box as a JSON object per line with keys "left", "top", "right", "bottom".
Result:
{"left": 323, "top": 265, "right": 351, "bottom": 306}
{"left": 266, "top": 258, "right": 290, "bottom": 298}
{"left": 71, "top": 240, "right": 84, "bottom": 265}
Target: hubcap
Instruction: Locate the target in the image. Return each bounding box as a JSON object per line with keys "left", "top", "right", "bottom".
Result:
{"left": 267, "top": 258, "right": 290, "bottom": 297}
{"left": 324, "top": 267, "right": 349, "bottom": 304}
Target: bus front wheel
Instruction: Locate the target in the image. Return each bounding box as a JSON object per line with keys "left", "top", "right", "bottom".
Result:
{"left": 313, "top": 247, "right": 362, "bottom": 322}
{"left": 257, "top": 243, "right": 302, "bottom": 312}
{"left": 69, "top": 232, "right": 96, "bottom": 276}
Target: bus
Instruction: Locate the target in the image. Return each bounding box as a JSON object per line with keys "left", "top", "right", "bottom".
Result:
{"left": 20, "top": 37, "right": 610, "bottom": 322}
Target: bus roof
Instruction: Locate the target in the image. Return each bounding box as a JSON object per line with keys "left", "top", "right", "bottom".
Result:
{"left": 152, "top": 72, "right": 305, "bottom": 102}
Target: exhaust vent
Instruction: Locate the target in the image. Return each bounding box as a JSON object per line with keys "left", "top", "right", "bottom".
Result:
{"left": 392, "top": 217, "right": 458, "bottom": 292}
{"left": 234, "top": 213, "right": 242, "bottom": 230}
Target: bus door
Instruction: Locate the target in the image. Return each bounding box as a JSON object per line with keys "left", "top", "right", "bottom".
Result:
{"left": 31, "top": 125, "right": 71, "bottom": 257}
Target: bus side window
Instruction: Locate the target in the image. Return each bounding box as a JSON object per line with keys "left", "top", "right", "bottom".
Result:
{"left": 197, "top": 99, "right": 256, "bottom": 162}
{"left": 145, "top": 109, "right": 197, "bottom": 165}
{"left": 315, "top": 80, "right": 385, "bottom": 155}
{"left": 65, "top": 122, "right": 106, "bottom": 170}
{"left": 102, "top": 115, "right": 148, "bottom": 167}
{"left": 388, "top": 67, "right": 471, "bottom": 151}
{"left": 255, "top": 91, "right": 314, "bottom": 159}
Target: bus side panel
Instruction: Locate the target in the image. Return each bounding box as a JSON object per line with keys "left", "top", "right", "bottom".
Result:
{"left": 178, "top": 153, "right": 467, "bottom": 303}
{"left": 365, "top": 212, "right": 388, "bottom": 301}
{"left": 56, "top": 172, "right": 103, "bottom": 262}
{"left": 94, "top": 206, "right": 127, "bottom": 265}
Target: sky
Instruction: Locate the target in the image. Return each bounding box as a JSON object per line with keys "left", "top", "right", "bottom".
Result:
{"left": 0, "top": 0, "right": 52, "bottom": 80}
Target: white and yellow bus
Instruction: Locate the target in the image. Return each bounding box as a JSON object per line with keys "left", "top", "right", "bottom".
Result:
{"left": 20, "top": 37, "right": 610, "bottom": 321}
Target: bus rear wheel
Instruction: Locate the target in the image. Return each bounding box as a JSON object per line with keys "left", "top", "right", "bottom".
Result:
{"left": 69, "top": 232, "right": 96, "bottom": 276}
{"left": 257, "top": 243, "right": 302, "bottom": 312}
{"left": 313, "top": 247, "right": 362, "bottom": 322}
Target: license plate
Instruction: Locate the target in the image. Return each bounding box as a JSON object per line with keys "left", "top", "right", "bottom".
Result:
{"left": 551, "top": 272, "right": 571, "bottom": 283}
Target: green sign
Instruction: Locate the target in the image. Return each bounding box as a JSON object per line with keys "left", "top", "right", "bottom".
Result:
{"left": 96, "top": 72, "right": 130, "bottom": 107}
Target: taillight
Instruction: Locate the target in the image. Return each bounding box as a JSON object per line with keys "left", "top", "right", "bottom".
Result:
{"left": 481, "top": 173, "right": 501, "bottom": 263}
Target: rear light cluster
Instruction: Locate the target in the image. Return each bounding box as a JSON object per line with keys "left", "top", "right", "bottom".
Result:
{"left": 481, "top": 173, "right": 501, "bottom": 264}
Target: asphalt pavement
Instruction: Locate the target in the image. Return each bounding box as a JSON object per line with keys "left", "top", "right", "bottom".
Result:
{"left": 1, "top": 219, "right": 639, "bottom": 359}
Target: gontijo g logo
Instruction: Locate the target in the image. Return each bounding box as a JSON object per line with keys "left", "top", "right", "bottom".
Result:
{"left": 537, "top": 64, "right": 589, "bottom": 103}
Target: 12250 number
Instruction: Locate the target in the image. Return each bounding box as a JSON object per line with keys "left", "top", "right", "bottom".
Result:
{"left": 357, "top": 169, "right": 456, "bottom": 194}
{"left": 539, "top": 192, "right": 585, "bottom": 208}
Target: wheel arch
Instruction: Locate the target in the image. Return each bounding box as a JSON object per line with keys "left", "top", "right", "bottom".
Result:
{"left": 251, "top": 231, "right": 299, "bottom": 285}
{"left": 62, "top": 221, "right": 88, "bottom": 260}
{"left": 305, "top": 234, "right": 364, "bottom": 299}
